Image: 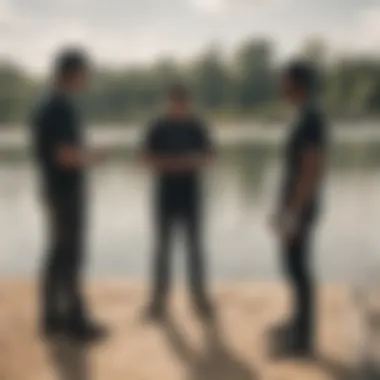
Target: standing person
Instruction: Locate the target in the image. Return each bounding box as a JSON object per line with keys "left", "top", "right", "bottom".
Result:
{"left": 141, "top": 84, "right": 216, "bottom": 321}
{"left": 272, "top": 61, "right": 328, "bottom": 356}
{"left": 32, "top": 48, "right": 107, "bottom": 342}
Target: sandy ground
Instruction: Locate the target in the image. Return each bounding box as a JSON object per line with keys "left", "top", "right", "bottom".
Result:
{"left": 0, "top": 281, "right": 362, "bottom": 380}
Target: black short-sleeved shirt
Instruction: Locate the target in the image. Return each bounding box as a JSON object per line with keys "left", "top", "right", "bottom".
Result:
{"left": 143, "top": 115, "right": 214, "bottom": 206}
{"left": 31, "top": 92, "right": 84, "bottom": 197}
{"left": 280, "top": 104, "right": 327, "bottom": 219}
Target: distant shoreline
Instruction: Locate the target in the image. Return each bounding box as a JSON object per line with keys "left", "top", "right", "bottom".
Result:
{"left": 0, "top": 123, "right": 380, "bottom": 154}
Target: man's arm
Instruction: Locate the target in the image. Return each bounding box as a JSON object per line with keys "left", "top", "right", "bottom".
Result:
{"left": 189, "top": 121, "right": 216, "bottom": 168}
{"left": 56, "top": 145, "right": 105, "bottom": 169}
{"left": 141, "top": 153, "right": 181, "bottom": 172}
{"left": 141, "top": 153, "right": 210, "bottom": 173}
{"left": 287, "top": 147, "right": 323, "bottom": 215}
{"left": 288, "top": 112, "right": 326, "bottom": 216}
{"left": 50, "top": 104, "right": 106, "bottom": 170}
{"left": 140, "top": 119, "right": 215, "bottom": 173}
{"left": 139, "top": 124, "right": 185, "bottom": 172}
{"left": 272, "top": 112, "right": 326, "bottom": 238}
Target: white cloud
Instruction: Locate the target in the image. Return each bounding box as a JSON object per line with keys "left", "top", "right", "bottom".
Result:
{"left": 0, "top": 0, "right": 11, "bottom": 18}
{"left": 331, "top": 5, "right": 380, "bottom": 56}
{"left": 0, "top": 0, "right": 378, "bottom": 72}
{"left": 189, "top": 0, "right": 263, "bottom": 14}
{"left": 356, "top": 6, "right": 380, "bottom": 50}
{"left": 0, "top": 0, "right": 19, "bottom": 26}
{"left": 189, "top": 0, "right": 228, "bottom": 13}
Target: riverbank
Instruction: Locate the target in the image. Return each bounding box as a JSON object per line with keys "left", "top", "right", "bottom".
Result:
{"left": 0, "top": 281, "right": 360, "bottom": 380}
{"left": 1, "top": 123, "right": 380, "bottom": 155}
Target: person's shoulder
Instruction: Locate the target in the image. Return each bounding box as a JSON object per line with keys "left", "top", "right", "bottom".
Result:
{"left": 299, "top": 104, "right": 328, "bottom": 145}
{"left": 189, "top": 114, "right": 208, "bottom": 130}
{"left": 149, "top": 115, "right": 168, "bottom": 130}
{"left": 145, "top": 115, "right": 168, "bottom": 138}
{"left": 31, "top": 93, "right": 54, "bottom": 126}
{"left": 50, "top": 93, "right": 73, "bottom": 115}
{"left": 36, "top": 92, "right": 70, "bottom": 119}
{"left": 32, "top": 93, "right": 74, "bottom": 139}
{"left": 303, "top": 104, "right": 326, "bottom": 127}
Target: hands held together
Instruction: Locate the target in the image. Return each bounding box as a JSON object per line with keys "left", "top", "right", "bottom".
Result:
{"left": 270, "top": 210, "right": 300, "bottom": 241}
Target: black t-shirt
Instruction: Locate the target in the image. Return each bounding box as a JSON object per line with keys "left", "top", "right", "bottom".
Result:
{"left": 280, "top": 105, "right": 327, "bottom": 218}
{"left": 31, "top": 92, "right": 84, "bottom": 197}
{"left": 143, "top": 115, "right": 214, "bottom": 204}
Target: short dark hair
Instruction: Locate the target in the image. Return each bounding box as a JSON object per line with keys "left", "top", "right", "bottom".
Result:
{"left": 167, "top": 83, "right": 191, "bottom": 102}
{"left": 284, "top": 61, "right": 317, "bottom": 93}
{"left": 54, "top": 48, "right": 90, "bottom": 79}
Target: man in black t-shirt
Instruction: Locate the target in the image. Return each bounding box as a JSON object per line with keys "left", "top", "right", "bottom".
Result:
{"left": 32, "top": 49, "right": 107, "bottom": 342}
{"left": 141, "top": 84, "right": 215, "bottom": 321}
{"left": 271, "top": 62, "right": 327, "bottom": 356}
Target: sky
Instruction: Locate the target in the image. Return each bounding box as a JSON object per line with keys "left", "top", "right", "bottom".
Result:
{"left": 0, "top": 0, "right": 379, "bottom": 73}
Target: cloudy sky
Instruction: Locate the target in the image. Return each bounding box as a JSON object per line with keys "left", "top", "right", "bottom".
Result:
{"left": 0, "top": 0, "right": 379, "bottom": 72}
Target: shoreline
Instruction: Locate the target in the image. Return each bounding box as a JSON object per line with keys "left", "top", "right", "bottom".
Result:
{"left": 0, "top": 124, "right": 380, "bottom": 153}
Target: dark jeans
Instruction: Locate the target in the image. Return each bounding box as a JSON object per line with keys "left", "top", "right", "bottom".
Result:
{"left": 42, "top": 191, "right": 87, "bottom": 326}
{"left": 151, "top": 198, "right": 209, "bottom": 307}
{"left": 282, "top": 221, "right": 315, "bottom": 346}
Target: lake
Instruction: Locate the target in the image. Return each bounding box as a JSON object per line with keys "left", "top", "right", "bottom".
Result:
{"left": 0, "top": 125, "right": 380, "bottom": 284}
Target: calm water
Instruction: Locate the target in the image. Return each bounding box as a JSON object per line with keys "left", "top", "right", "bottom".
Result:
{"left": 1, "top": 126, "right": 380, "bottom": 283}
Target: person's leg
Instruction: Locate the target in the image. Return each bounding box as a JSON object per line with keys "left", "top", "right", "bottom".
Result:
{"left": 63, "top": 195, "right": 87, "bottom": 326}
{"left": 283, "top": 225, "right": 315, "bottom": 350}
{"left": 183, "top": 203, "right": 212, "bottom": 317}
{"left": 41, "top": 199, "right": 64, "bottom": 333}
{"left": 41, "top": 196, "right": 77, "bottom": 334}
{"left": 42, "top": 249, "right": 61, "bottom": 333}
{"left": 150, "top": 205, "right": 174, "bottom": 313}
{"left": 58, "top": 194, "right": 108, "bottom": 341}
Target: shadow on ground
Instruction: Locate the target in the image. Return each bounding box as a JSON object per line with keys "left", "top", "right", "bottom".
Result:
{"left": 160, "top": 317, "right": 257, "bottom": 380}
{"left": 47, "top": 339, "right": 90, "bottom": 380}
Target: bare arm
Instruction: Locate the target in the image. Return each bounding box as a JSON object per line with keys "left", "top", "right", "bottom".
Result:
{"left": 288, "top": 147, "right": 323, "bottom": 215}
{"left": 141, "top": 153, "right": 213, "bottom": 173}
{"left": 56, "top": 145, "right": 105, "bottom": 169}
{"left": 140, "top": 119, "right": 215, "bottom": 173}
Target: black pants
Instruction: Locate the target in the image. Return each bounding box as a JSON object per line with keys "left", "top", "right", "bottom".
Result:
{"left": 282, "top": 222, "right": 315, "bottom": 346}
{"left": 151, "top": 199, "right": 208, "bottom": 307}
{"left": 42, "top": 192, "right": 87, "bottom": 326}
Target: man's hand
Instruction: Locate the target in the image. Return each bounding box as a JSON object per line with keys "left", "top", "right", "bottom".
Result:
{"left": 56, "top": 146, "right": 109, "bottom": 169}
{"left": 269, "top": 211, "right": 299, "bottom": 241}
{"left": 90, "top": 148, "right": 109, "bottom": 165}
{"left": 288, "top": 147, "right": 322, "bottom": 216}
{"left": 141, "top": 153, "right": 212, "bottom": 173}
{"left": 272, "top": 147, "right": 322, "bottom": 242}
{"left": 176, "top": 154, "right": 211, "bottom": 171}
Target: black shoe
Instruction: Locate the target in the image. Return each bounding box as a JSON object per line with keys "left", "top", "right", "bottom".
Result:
{"left": 66, "top": 321, "right": 109, "bottom": 344}
{"left": 283, "top": 340, "right": 314, "bottom": 359}
{"left": 271, "top": 331, "right": 314, "bottom": 360}
{"left": 269, "top": 320, "right": 296, "bottom": 345}
{"left": 41, "top": 319, "right": 66, "bottom": 340}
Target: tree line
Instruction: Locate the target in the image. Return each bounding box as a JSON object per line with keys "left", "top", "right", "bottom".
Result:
{"left": 1, "top": 38, "right": 380, "bottom": 125}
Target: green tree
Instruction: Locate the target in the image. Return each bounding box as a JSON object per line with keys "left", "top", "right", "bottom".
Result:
{"left": 233, "top": 39, "right": 276, "bottom": 110}
{"left": 190, "top": 47, "right": 231, "bottom": 110}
